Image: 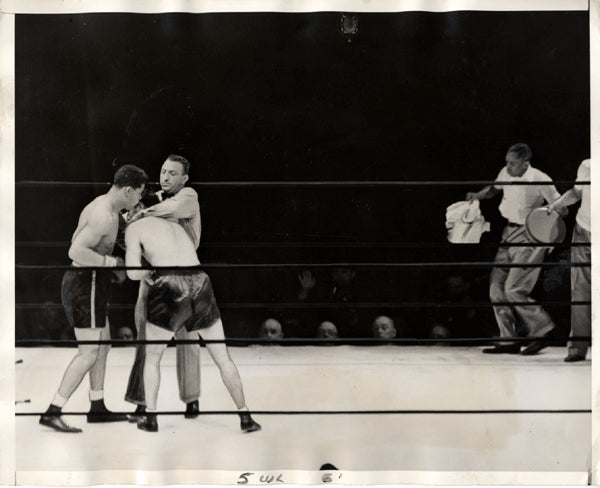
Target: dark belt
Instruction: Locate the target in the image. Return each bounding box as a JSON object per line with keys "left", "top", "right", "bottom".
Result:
{"left": 506, "top": 222, "right": 523, "bottom": 227}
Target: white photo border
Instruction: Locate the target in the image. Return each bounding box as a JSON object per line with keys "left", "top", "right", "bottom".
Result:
{"left": 1, "top": 0, "right": 597, "bottom": 486}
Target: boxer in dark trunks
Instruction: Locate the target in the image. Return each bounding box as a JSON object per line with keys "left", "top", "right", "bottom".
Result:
{"left": 125, "top": 155, "right": 203, "bottom": 420}
{"left": 124, "top": 205, "right": 261, "bottom": 433}
{"left": 39, "top": 164, "right": 148, "bottom": 433}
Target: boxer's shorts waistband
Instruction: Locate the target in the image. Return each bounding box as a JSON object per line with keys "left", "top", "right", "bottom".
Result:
{"left": 152, "top": 268, "right": 202, "bottom": 278}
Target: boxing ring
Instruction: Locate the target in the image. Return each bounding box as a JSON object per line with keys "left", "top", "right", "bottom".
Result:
{"left": 15, "top": 344, "right": 591, "bottom": 484}
{"left": 13, "top": 177, "right": 594, "bottom": 486}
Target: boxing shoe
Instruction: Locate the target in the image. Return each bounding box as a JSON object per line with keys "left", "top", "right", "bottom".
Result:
{"left": 239, "top": 412, "right": 261, "bottom": 433}
{"left": 87, "top": 402, "right": 128, "bottom": 423}
{"left": 39, "top": 414, "right": 82, "bottom": 433}
{"left": 184, "top": 400, "right": 200, "bottom": 419}
{"left": 127, "top": 405, "right": 146, "bottom": 423}
{"left": 482, "top": 344, "right": 521, "bottom": 354}
{"left": 87, "top": 411, "right": 128, "bottom": 423}
{"left": 137, "top": 413, "right": 158, "bottom": 432}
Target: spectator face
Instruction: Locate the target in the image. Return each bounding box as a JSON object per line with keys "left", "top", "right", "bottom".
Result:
{"left": 317, "top": 322, "right": 339, "bottom": 339}
{"left": 117, "top": 326, "right": 134, "bottom": 341}
{"left": 260, "top": 319, "right": 284, "bottom": 340}
{"left": 372, "top": 316, "right": 396, "bottom": 339}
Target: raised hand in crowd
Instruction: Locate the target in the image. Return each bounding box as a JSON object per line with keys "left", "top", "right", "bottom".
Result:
{"left": 297, "top": 270, "right": 317, "bottom": 301}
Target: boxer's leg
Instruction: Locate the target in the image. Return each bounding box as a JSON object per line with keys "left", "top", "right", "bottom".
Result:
{"left": 200, "top": 319, "right": 261, "bottom": 433}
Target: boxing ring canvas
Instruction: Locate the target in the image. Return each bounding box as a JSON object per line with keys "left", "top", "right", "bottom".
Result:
{"left": 1, "top": 0, "right": 599, "bottom": 486}
{"left": 13, "top": 346, "right": 592, "bottom": 484}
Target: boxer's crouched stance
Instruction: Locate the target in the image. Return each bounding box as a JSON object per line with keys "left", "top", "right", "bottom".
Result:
{"left": 40, "top": 164, "right": 147, "bottom": 432}
{"left": 125, "top": 212, "right": 260, "bottom": 433}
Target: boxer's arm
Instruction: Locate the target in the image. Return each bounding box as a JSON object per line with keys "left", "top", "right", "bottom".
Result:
{"left": 143, "top": 187, "right": 198, "bottom": 220}
{"left": 540, "top": 180, "right": 568, "bottom": 217}
{"left": 547, "top": 188, "right": 582, "bottom": 214}
{"left": 124, "top": 227, "right": 148, "bottom": 281}
{"left": 68, "top": 210, "right": 117, "bottom": 267}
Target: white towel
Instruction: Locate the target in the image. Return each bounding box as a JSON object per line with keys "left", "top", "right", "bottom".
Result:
{"left": 445, "top": 200, "right": 490, "bottom": 244}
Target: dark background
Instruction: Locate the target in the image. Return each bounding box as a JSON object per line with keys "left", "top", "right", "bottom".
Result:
{"left": 15, "top": 11, "right": 590, "bottom": 341}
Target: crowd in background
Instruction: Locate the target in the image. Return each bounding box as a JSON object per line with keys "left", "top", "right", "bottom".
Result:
{"left": 18, "top": 265, "right": 572, "bottom": 346}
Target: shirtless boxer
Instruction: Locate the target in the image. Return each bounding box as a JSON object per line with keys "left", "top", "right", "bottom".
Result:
{"left": 125, "top": 206, "right": 261, "bottom": 433}
{"left": 125, "top": 155, "right": 202, "bottom": 420}
{"left": 39, "top": 164, "right": 148, "bottom": 433}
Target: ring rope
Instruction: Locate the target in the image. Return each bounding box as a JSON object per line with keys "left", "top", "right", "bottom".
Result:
{"left": 14, "top": 336, "right": 592, "bottom": 347}
{"left": 15, "top": 179, "right": 590, "bottom": 187}
{"left": 16, "top": 262, "right": 591, "bottom": 270}
{"left": 15, "top": 241, "right": 592, "bottom": 248}
{"left": 15, "top": 300, "right": 592, "bottom": 310}
{"left": 16, "top": 408, "right": 592, "bottom": 416}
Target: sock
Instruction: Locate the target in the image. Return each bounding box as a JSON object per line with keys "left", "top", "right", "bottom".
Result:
{"left": 46, "top": 404, "right": 62, "bottom": 415}
{"left": 52, "top": 392, "right": 68, "bottom": 408}
{"left": 89, "top": 389, "right": 104, "bottom": 401}
{"left": 90, "top": 399, "right": 107, "bottom": 412}
{"left": 238, "top": 406, "right": 251, "bottom": 421}
{"left": 135, "top": 405, "right": 146, "bottom": 414}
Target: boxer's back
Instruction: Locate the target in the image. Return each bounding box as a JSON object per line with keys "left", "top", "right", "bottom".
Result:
{"left": 127, "top": 216, "right": 199, "bottom": 267}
